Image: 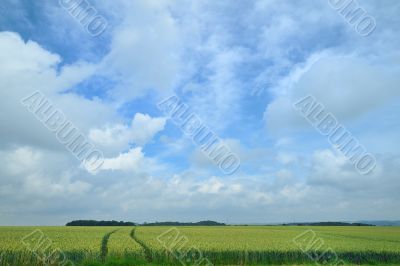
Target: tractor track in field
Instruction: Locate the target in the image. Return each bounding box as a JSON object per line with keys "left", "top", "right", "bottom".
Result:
{"left": 101, "top": 229, "right": 119, "bottom": 262}
{"left": 130, "top": 227, "right": 153, "bottom": 262}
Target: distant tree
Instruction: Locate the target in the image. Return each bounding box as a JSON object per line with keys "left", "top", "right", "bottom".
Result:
{"left": 281, "top": 222, "right": 374, "bottom": 226}
{"left": 141, "top": 220, "right": 225, "bottom": 226}
{"left": 66, "top": 220, "right": 136, "bottom": 226}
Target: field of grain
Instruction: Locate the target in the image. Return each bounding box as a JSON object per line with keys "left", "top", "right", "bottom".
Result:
{"left": 0, "top": 226, "right": 399, "bottom": 265}
{"left": 135, "top": 226, "right": 400, "bottom": 265}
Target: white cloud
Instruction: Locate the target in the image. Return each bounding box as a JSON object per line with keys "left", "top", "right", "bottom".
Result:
{"left": 23, "top": 173, "right": 92, "bottom": 197}
{"left": 89, "top": 113, "right": 166, "bottom": 153}
{"left": 0, "top": 146, "right": 92, "bottom": 199}
{"left": 100, "top": 147, "right": 144, "bottom": 172}
{"left": 96, "top": 0, "right": 182, "bottom": 100}
{"left": 264, "top": 50, "right": 400, "bottom": 134}
{"left": 0, "top": 32, "right": 60, "bottom": 73}
{"left": 307, "top": 149, "right": 395, "bottom": 192}
{"left": 197, "top": 177, "right": 225, "bottom": 194}
{"left": 4, "top": 147, "right": 42, "bottom": 176}
{"left": 0, "top": 32, "right": 118, "bottom": 152}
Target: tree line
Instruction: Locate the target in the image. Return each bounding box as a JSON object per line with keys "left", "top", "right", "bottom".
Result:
{"left": 66, "top": 220, "right": 225, "bottom": 226}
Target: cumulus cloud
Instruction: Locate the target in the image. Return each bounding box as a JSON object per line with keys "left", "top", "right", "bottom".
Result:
{"left": 0, "top": 32, "right": 118, "bottom": 151}
{"left": 89, "top": 113, "right": 166, "bottom": 153}
{"left": 100, "top": 147, "right": 144, "bottom": 172}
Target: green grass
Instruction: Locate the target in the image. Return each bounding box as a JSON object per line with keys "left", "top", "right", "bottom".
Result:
{"left": 0, "top": 226, "right": 399, "bottom": 265}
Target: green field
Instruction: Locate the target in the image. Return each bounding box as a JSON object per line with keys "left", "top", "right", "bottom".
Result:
{"left": 0, "top": 226, "right": 399, "bottom": 265}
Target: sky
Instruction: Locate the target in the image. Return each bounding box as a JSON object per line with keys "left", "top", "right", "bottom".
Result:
{"left": 0, "top": 0, "right": 399, "bottom": 225}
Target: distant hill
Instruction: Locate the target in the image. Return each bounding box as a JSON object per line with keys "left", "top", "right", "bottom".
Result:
{"left": 357, "top": 220, "right": 400, "bottom": 226}
{"left": 281, "top": 222, "right": 375, "bottom": 226}
{"left": 66, "top": 220, "right": 136, "bottom": 226}
{"left": 142, "top": 220, "right": 225, "bottom": 226}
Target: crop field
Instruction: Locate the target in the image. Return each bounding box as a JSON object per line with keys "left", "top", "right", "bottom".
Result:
{"left": 0, "top": 226, "right": 399, "bottom": 265}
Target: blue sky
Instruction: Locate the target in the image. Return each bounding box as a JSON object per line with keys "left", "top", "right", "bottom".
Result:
{"left": 0, "top": 0, "right": 399, "bottom": 225}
